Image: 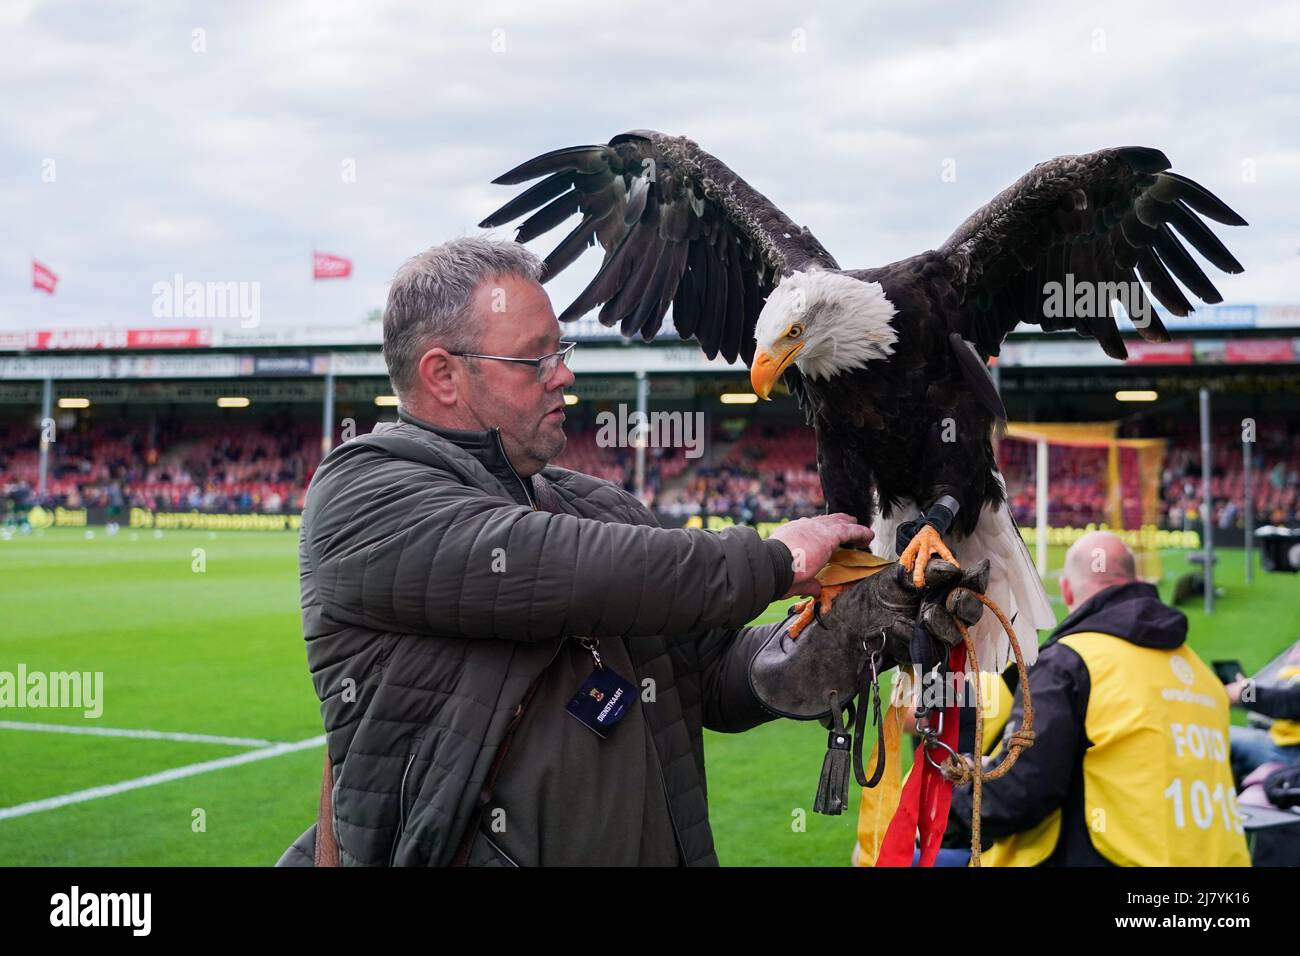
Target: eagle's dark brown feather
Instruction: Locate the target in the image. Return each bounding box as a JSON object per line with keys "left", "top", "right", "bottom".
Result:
{"left": 481, "top": 130, "right": 838, "bottom": 361}
{"left": 482, "top": 136, "right": 1246, "bottom": 535}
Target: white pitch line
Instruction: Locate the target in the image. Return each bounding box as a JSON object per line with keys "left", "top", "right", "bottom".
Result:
{"left": 0, "top": 734, "right": 326, "bottom": 821}
{"left": 0, "top": 720, "right": 275, "bottom": 748}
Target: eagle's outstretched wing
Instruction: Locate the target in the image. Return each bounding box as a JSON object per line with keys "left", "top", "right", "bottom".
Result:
{"left": 937, "top": 146, "right": 1247, "bottom": 360}
{"left": 480, "top": 130, "right": 838, "bottom": 365}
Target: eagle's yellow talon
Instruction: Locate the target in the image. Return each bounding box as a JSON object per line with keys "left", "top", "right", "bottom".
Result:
{"left": 899, "top": 524, "right": 958, "bottom": 589}
{"left": 787, "top": 599, "right": 813, "bottom": 639}
{"left": 787, "top": 585, "right": 845, "bottom": 639}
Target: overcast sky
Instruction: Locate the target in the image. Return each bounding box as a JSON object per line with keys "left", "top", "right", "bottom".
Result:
{"left": 1, "top": 0, "right": 1296, "bottom": 334}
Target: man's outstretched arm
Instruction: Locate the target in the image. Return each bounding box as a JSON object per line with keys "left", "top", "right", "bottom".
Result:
{"left": 303, "top": 441, "right": 867, "bottom": 643}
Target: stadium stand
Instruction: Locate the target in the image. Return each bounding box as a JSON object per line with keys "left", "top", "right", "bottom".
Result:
{"left": 2, "top": 414, "right": 1297, "bottom": 529}
{"left": 0, "top": 414, "right": 317, "bottom": 514}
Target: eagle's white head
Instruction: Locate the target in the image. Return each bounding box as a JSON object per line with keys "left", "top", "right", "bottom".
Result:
{"left": 750, "top": 269, "right": 899, "bottom": 399}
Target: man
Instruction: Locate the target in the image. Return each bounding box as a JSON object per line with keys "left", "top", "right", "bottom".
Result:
{"left": 945, "top": 531, "right": 1249, "bottom": 866}
{"left": 1225, "top": 645, "right": 1300, "bottom": 782}
{"left": 280, "top": 237, "right": 959, "bottom": 867}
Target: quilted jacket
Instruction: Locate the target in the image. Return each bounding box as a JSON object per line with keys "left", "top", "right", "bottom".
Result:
{"left": 277, "top": 419, "right": 793, "bottom": 866}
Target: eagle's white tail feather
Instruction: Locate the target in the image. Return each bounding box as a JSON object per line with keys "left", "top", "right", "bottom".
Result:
{"left": 869, "top": 492, "right": 1053, "bottom": 673}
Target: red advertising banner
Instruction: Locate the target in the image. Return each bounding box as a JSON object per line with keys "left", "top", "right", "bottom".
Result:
{"left": 25, "top": 328, "right": 213, "bottom": 350}
{"left": 1224, "top": 339, "right": 1295, "bottom": 364}
{"left": 1125, "top": 341, "right": 1194, "bottom": 364}
{"left": 126, "top": 328, "right": 212, "bottom": 349}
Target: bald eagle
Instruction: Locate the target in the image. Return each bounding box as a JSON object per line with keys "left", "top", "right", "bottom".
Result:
{"left": 480, "top": 131, "right": 1246, "bottom": 670}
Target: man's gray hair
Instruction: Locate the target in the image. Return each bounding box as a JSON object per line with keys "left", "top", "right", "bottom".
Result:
{"left": 382, "top": 237, "right": 544, "bottom": 398}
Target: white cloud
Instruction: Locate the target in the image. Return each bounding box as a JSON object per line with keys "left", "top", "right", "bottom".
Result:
{"left": 0, "top": 0, "right": 1293, "bottom": 331}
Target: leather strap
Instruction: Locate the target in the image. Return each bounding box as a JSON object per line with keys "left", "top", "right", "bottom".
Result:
{"left": 314, "top": 750, "right": 340, "bottom": 867}
{"left": 531, "top": 473, "right": 565, "bottom": 514}
{"left": 852, "top": 662, "right": 886, "bottom": 788}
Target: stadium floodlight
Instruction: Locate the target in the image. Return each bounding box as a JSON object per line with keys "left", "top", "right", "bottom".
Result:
{"left": 1115, "top": 390, "right": 1158, "bottom": 402}
{"left": 563, "top": 394, "right": 578, "bottom": 406}
{"left": 720, "top": 393, "right": 760, "bottom": 404}
{"left": 56, "top": 397, "right": 91, "bottom": 409}
{"left": 216, "top": 397, "right": 251, "bottom": 408}
{"left": 373, "top": 395, "right": 399, "bottom": 407}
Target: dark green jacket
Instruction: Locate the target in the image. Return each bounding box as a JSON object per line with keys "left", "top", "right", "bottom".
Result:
{"left": 279, "top": 418, "right": 793, "bottom": 866}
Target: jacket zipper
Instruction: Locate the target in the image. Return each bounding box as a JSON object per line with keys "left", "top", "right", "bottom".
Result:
{"left": 451, "top": 635, "right": 564, "bottom": 866}
{"left": 479, "top": 831, "right": 520, "bottom": 867}
{"left": 388, "top": 748, "right": 419, "bottom": 867}
{"left": 496, "top": 424, "right": 689, "bottom": 863}
{"left": 386, "top": 428, "right": 566, "bottom": 865}
{"left": 402, "top": 436, "right": 543, "bottom": 867}
{"left": 485, "top": 429, "right": 689, "bottom": 864}
{"left": 390, "top": 626, "right": 558, "bottom": 868}
{"left": 493, "top": 426, "right": 537, "bottom": 510}
{"left": 452, "top": 428, "right": 690, "bottom": 864}
{"left": 652, "top": 729, "right": 688, "bottom": 866}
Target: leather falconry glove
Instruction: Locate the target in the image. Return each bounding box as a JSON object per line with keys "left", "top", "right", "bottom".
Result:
{"left": 746, "top": 556, "right": 990, "bottom": 815}
{"left": 748, "top": 557, "right": 991, "bottom": 722}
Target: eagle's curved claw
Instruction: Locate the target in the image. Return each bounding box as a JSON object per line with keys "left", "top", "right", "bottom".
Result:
{"left": 899, "top": 524, "right": 959, "bottom": 590}
{"left": 812, "top": 598, "right": 830, "bottom": 629}
{"left": 787, "top": 584, "right": 846, "bottom": 640}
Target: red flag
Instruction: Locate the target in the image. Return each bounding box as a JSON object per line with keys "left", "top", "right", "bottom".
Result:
{"left": 33, "top": 260, "right": 58, "bottom": 294}
{"left": 313, "top": 251, "right": 352, "bottom": 280}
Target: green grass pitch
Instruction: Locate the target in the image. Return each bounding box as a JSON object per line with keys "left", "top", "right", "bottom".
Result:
{"left": 1, "top": 528, "right": 1296, "bottom": 866}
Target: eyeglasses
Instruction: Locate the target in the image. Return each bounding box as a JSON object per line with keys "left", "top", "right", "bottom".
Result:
{"left": 448, "top": 340, "right": 577, "bottom": 383}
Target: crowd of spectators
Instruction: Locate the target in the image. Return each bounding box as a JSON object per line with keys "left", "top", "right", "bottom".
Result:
{"left": 1, "top": 414, "right": 315, "bottom": 518}
{"left": 1001, "top": 422, "right": 1300, "bottom": 531}
{"left": 3, "top": 414, "right": 1296, "bottom": 531}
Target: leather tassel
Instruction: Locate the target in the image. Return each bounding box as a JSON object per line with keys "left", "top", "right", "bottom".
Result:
{"left": 813, "top": 728, "right": 852, "bottom": 815}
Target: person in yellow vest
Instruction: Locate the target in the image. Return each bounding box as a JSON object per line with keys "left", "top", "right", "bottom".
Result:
{"left": 945, "top": 531, "right": 1249, "bottom": 866}
{"left": 1225, "top": 645, "right": 1300, "bottom": 783}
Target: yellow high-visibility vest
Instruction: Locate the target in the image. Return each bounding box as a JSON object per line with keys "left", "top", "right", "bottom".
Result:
{"left": 1267, "top": 666, "right": 1300, "bottom": 747}
{"left": 982, "top": 672, "right": 1016, "bottom": 759}
{"left": 982, "top": 632, "right": 1250, "bottom": 867}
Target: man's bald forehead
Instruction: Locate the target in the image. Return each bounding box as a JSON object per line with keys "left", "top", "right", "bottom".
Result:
{"left": 1066, "top": 532, "right": 1136, "bottom": 580}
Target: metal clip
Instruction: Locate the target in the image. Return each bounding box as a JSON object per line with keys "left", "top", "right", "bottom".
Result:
{"left": 575, "top": 636, "right": 602, "bottom": 669}
{"left": 923, "top": 733, "right": 962, "bottom": 772}
{"left": 915, "top": 704, "right": 944, "bottom": 742}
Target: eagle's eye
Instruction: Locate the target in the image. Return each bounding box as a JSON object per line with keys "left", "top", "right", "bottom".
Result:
{"left": 787, "top": 323, "right": 804, "bottom": 339}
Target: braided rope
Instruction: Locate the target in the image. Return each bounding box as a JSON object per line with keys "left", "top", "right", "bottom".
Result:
{"left": 937, "top": 588, "right": 1037, "bottom": 867}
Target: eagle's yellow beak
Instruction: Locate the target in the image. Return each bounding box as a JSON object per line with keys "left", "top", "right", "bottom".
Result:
{"left": 750, "top": 341, "right": 804, "bottom": 400}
